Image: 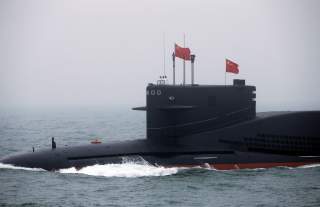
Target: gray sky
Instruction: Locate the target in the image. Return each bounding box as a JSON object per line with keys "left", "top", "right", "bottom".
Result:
{"left": 1, "top": 0, "right": 320, "bottom": 111}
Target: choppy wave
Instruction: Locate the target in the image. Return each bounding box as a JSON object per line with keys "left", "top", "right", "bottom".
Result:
{"left": 0, "top": 163, "right": 44, "bottom": 171}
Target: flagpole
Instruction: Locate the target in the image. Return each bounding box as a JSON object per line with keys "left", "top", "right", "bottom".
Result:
{"left": 183, "top": 33, "right": 186, "bottom": 85}
{"left": 172, "top": 46, "right": 175, "bottom": 85}
{"left": 225, "top": 59, "right": 226, "bottom": 86}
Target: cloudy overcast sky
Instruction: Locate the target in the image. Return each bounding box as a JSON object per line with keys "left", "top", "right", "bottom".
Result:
{"left": 1, "top": 0, "right": 319, "bottom": 111}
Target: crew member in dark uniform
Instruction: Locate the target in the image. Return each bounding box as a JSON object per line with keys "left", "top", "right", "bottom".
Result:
{"left": 52, "top": 137, "right": 56, "bottom": 149}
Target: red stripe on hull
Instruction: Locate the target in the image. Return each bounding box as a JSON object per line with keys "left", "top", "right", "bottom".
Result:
{"left": 166, "top": 162, "right": 320, "bottom": 170}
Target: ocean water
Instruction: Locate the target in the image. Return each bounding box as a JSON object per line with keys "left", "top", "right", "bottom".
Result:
{"left": 0, "top": 107, "right": 319, "bottom": 207}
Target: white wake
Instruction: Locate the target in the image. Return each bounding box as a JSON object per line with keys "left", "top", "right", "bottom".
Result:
{"left": 1, "top": 160, "right": 319, "bottom": 178}
{"left": 59, "top": 163, "right": 179, "bottom": 178}
{"left": 297, "top": 163, "right": 320, "bottom": 169}
{"left": 0, "top": 163, "right": 44, "bottom": 172}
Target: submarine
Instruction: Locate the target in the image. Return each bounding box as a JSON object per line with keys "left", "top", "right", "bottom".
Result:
{"left": 1, "top": 52, "right": 320, "bottom": 171}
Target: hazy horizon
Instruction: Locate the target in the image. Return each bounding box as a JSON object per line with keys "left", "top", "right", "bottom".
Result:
{"left": 1, "top": 0, "right": 320, "bottom": 112}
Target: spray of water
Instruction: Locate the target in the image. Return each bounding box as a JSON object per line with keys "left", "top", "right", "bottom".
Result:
{"left": 59, "top": 157, "right": 180, "bottom": 178}
{"left": 59, "top": 163, "right": 179, "bottom": 178}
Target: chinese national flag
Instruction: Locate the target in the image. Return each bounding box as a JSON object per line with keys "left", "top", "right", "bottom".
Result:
{"left": 175, "top": 44, "right": 191, "bottom": 60}
{"left": 226, "top": 59, "right": 239, "bottom": 74}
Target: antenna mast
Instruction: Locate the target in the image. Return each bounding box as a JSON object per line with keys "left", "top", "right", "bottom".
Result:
{"left": 191, "top": 54, "right": 196, "bottom": 85}
{"left": 163, "top": 33, "right": 166, "bottom": 77}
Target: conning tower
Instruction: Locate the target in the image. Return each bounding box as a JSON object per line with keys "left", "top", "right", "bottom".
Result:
{"left": 134, "top": 80, "right": 256, "bottom": 141}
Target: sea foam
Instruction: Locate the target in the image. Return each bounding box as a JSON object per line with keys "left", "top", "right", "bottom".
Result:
{"left": 59, "top": 162, "right": 179, "bottom": 178}
{"left": 0, "top": 163, "right": 44, "bottom": 172}
{"left": 297, "top": 163, "right": 320, "bottom": 169}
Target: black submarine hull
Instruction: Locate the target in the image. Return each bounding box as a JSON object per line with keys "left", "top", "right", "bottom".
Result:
{"left": 2, "top": 111, "right": 320, "bottom": 171}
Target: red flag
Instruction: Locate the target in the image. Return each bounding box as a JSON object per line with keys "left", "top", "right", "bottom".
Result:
{"left": 226, "top": 59, "right": 239, "bottom": 74}
{"left": 175, "top": 44, "right": 191, "bottom": 60}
